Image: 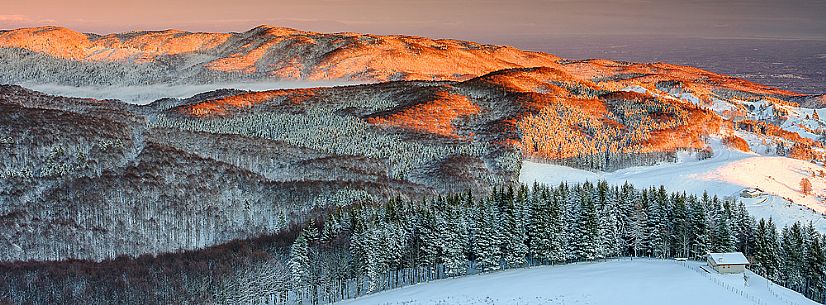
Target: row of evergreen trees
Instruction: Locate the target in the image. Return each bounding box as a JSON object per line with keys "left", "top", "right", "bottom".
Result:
{"left": 289, "top": 181, "right": 826, "bottom": 304}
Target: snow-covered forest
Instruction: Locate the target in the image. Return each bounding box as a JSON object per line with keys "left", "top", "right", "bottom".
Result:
{"left": 283, "top": 181, "right": 826, "bottom": 304}
{"left": 5, "top": 181, "right": 825, "bottom": 304}
{"left": 148, "top": 82, "right": 523, "bottom": 190}
{"left": 152, "top": 110, "right": 491, "bottom": 182}
{"left": 516, "top": 88, "right": 722, "bottom": 171}
{"left": 0, "top": 83, "right": 518, "bottom": 262}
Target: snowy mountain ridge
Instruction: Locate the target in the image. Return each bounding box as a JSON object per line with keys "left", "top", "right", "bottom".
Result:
{"left": 0, "top": 25, "right": 560, "bottom": 86}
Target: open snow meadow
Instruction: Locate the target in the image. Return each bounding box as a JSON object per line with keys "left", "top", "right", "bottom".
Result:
{"left": 335, "top": 259, "right": 817, "bottom": 305}
{"left": 520, "top": 137, "right": 826, "bottom": 233}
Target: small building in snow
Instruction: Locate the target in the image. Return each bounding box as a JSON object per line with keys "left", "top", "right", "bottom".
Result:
{"left": 740, "top": 188, "right": 763, "bottom": 198}
{"left": 706, "top": 252, "right": 750, "bottom": 274}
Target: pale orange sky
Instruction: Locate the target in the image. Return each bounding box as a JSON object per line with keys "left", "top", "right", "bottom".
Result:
{"left": 1, "top": 0, "right": 825, "bottom": 41}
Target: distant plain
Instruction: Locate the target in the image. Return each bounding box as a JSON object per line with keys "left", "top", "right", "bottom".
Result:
{"left": 512, "top": 35, "right": 826, "bottom": 94}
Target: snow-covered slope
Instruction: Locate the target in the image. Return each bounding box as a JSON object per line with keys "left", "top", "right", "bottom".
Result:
{"left": 0, "top": 26, "right": 562, "bottom": 86}
{"left": 520, "top": 137, "right": 826, "bottom": 232}
{"left": 335, "top": 259, "right": 817, "bottom": 305}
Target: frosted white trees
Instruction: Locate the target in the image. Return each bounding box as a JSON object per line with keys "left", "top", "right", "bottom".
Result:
{"left": 289, "top": 232, "right": 310, "bottom": 301}
{"left": 151, "top": 108, "right": 490, "bottom": 182}
{"left": 285, "top": 180, "right": 826, "bottom": 304}
{"left": 472, "top": 198, "right": 503, "bottom": 272}
{"left": 597, "top": 183, "right": 623, "bottom": 258}
{"left": 753, "top": 218, "right": 781, "bottom": 281}
{"left": 689, "top": 195, "right": 710, "bottom": 258}
{"left": 441, "top": 200, "right": 469, "bottom": 277}
{"left": 12, "top": 179, "right": 826, "bottom": 305}
{"left": 574, "top": 191, "right": 600, "bottom": 260}
{"left": 527, "top": 188, "right": 555, "bottom": 263}
{"left": 499, "top": 187, "right": 528, "bottom": 267}
{"left": 517, "top": 95, "right": 700, "bottom": 171}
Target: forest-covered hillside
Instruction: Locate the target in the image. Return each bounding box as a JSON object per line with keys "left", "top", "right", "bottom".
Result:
{"left": 2, "top": 24, "right": 826, "bottom": 305}
{"left": 3, "top": 57, "right": 825, "bottom": 262}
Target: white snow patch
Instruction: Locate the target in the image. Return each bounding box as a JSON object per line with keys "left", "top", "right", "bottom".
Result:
{"left": 20, "top": 80, "right": 366, "bottom": 105}
{"left": 710, "top": 98, "right": 736, "bottom": 114}
{"left": 777, "top": 105, "right": 825, "bottom": 140}
{"left": 621, "top": 85, "right": 648, "bottom": 94}
{"left": 739, "top": 194, "right": 826, "bottom": 231}
{"left": 520, "top": 137, "right": 826, "bottom": 232}
{"left": 335, "top": 259, "right": 817, "bottom": 305}
{"left": 708, "top": 252, "right": 749, "bottom": 265}
{"left": 677, "top": 91, "right": 702, "bottom": 106}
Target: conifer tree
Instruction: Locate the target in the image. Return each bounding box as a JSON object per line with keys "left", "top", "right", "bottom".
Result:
{"left": 597, "top": 183, "right": 622, "bottom": 258}
{"left": 630, "top": 189, "right": 649, "bottom": 257}
{"left": 644, "top": 188, "right": 667, "bottom": 258}
{"left": 442, "top": 198, "right": 469, "bottom": 276}
{"left": 473, "top": 198, "right": 503, "bottom": 272}
{"left": 753, "top": 218, "right": 781, "bottom": 280}
{"left": 500, "top": 186, "right": 528, "bottom": 268}
{"left": 671, "top": 195, "right": 690, "bottom": 258}
{"left": 548, "top": 189, "right": 567, "bottom": 262}
{"left": 528, "top": 187, "right": 553, "bottom": 263}
{"left": 765, "top": 219, "right": 783, "bottom": 281}
{"left": 733, "top": 202, "right": 755, "bottom": 254}
{"left": 688, "top": 198, "right": 710, "bottom": 258}
{"left": 290, "top": 232, "right": 311, "bottom": 300}
{"left": 417, "top": 208, "right": 440, "bottom": 268}
{"left": 616, "top": 183, "right": 634, "bottom": 257}
{"left": 804, "top": 227, "right": 826, "bottom": 300}
{"left": 575, "top": 191, "right": 600, "bottom": 260}
{"left": 781, "top": 222, "right": 806, "bottom": 291}
{"left": 714, "top": 218, "right": 736, "bottom": 252}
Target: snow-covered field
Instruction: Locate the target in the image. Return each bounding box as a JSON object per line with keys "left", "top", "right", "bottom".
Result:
{"left": 335, "top": 259, "right": 816, "bottom": 305}
{"left": 520, "top": 137, "right": 826, "bottom": 232}
{"left": 19, "top": 81, "right": 364, "bottom": 105}
{"left": 775, "top": 105, "right": 826, "bottom": 140}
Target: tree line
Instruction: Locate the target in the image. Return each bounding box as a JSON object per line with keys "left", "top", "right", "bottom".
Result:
{"left": 290, "top": 181, "right": 826, "bottom": 304}
{"left": 3, "top": 180, "right": 825, "bottom": 304}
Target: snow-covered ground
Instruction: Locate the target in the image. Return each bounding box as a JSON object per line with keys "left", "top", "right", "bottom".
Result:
{"left": 777, "top": 105, "right": 826, "bottom": 140}
{"left": 648, "top": 86, "right": 826, "bottom": 141}
{"left": 335, "top": 259, "right": 817, "bottom": 305}
{"left": 19, "top": 81, "right": 364, "bottom": 105}
{"left": 520, "top": 137, "right": 826, "bottom": 232}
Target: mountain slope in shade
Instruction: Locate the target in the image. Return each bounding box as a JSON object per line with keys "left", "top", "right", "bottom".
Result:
{"left": 1, "top": 25, "right": 825, "bottom": 263}
{"left": 0, "top": 25, "right": 560, "bottom": 85}
{"left": 0, "top": 64, "right": 734, "bottom": 261}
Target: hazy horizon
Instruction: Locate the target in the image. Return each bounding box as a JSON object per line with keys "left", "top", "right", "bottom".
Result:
{"left": 1, "top": 0, "right": 825, "bottom": 41}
